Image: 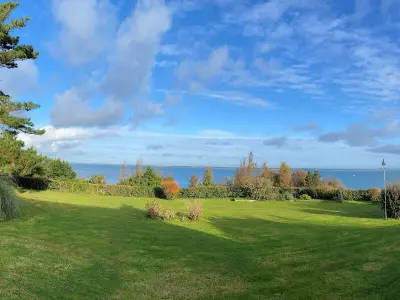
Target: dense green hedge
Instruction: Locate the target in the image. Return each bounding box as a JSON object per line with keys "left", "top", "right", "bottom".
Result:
{"left": 16, "top": 176, "right": 376, "bottom": 201}
{"left": 48, "top": 180, "right": 162, "bottom": 197}
{"left": 180, "top": 186, "right": 231, "bottom": 198}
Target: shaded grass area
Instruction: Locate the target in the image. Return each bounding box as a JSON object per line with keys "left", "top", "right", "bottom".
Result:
{"left": 0, "top": 191, "right": 399, "bottom": 299}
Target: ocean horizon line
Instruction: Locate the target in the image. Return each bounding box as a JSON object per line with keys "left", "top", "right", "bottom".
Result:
{"left": 70, "top": 162, "right": 394, "bottom": 171}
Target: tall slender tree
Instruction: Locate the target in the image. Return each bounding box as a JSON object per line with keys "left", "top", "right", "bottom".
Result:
{"left": 0, "top": 2, "right": 43, "bottom": 136}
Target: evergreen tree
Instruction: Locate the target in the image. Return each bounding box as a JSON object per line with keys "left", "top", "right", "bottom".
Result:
{"left": 305, "top": 170, "right": 313, "bottom": 187}
{"left": 0, "top": 2, "right": 43, "bottom": 135}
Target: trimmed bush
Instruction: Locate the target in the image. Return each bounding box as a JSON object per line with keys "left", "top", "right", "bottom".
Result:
{"left": 278, "top": 191, "right": 295, "bottom": 201}
{"left": 49, "top": 180, "right": 159, "bottom": 197}
{"left": 180, "top": 186, "right": 230, "bottom": 199}
{"left": 186, "top": 200, "right": 203, "bottom": 221}
{"left": 161, "top": 179, "right": 180, "bottom": 199}
{"left": 0, "top": 177, "right": 19, "bottom": 220}
{"left": 298, "top": 194, "right": 312, "bottom": 200}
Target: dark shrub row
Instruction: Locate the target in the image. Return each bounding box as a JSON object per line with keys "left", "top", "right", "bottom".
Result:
{"left": 16, "top": 176, "right": 379, "bottom": 202}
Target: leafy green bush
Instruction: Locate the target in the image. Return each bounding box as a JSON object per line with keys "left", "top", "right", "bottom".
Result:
{"left": 298, "top": 194, "right": 312, "bottom": 200}
{"left": 119, "top": 166, "right": 162, "bottom": 187}
{"left": 383, "top": 183, "right": 400, "bottom": 218}
{"left": 0, "top": 177, "right": 19, "bottom": 220}
{"left": 89, "top": 174, "right": 106, "bottom": 185}
{"left": 45, "top": 158, "right": 76, "bottom": 180}
{"left": 278, "top": 191, "right": 295, "bottom": 201}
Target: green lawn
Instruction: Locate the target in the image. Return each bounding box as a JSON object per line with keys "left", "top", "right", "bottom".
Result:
{"left": 1, "top": 191, "right": 399, "bottom": 299}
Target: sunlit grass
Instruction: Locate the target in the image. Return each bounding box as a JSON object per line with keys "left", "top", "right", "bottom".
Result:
{"left": 0, "top": 191, "right": 398, "bottom": 299}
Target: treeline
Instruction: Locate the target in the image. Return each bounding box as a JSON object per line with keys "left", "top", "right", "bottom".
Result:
{"left": 0, "top": 133, "right": 76, "bottom": 180}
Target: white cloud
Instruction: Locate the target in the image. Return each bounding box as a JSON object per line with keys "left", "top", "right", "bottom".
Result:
{"left": 19, "top": 126, "right": 117, "bottom": 152}
{"left": 51, "top": 0, "right": 172, "bottom": 127}
{"left": 51, "top": 0, "right": 117, "bottom": 66}
{"left": 0, "top": 61, "right": 39, "bottom": 97}
{"left": 51, "top": 87, "right": 122, "bottom": 127}
{"left": 176, "top": 46, "right": 229, "bottom": 89}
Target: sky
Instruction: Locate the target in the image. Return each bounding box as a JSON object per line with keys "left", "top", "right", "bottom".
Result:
{"left": 5, "top": 0, "right": 400, "bottom": 168}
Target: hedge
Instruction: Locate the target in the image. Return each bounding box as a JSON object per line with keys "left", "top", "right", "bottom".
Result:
{"left": 16, "top": 176, "right": 376, "bottom": 201}
{"left": 180, "top": 186, "right": 231, "bottom": 198}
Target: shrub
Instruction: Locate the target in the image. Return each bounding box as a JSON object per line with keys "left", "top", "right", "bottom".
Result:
{"left": 89, "top": 174, "right": 106, "bottom": 185}
{"left": 161, "top": 179, "right": 180, "bottom": 199}
{"left": 369, "top": 187, "right": 381, "bottom": 202}
{"left": 0, "top": 177, "right": 19, "bottom": 220}
{"left": 49, "top": 180, "right": 159, "bottom": 197}
{"left": 16, "top": 176, "right": 50, "bottom": 190}
{"left": 383, "top": 183, "right": 400, "bottom": 218}
{"left": 334, "top": 189, "right": 344, "bottom": 202}
{"left": 186, "top": 200, "right": 203, "bottom": 221}
{"left": 298, "top": 194, "right": 312, "bottom": 200}
{"left": 45, "top": 158, "right": 76, "bottom": 180}
{"left": 120, "top": 166, "right": 162, "bottom": 187}
{"left": 145, "top": 200, "right": 175, "bottom": 220}
{"left": 278, "top": 191, "right": 295, "bottom": 201}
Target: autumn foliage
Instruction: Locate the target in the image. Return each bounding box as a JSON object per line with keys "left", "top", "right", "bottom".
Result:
{"left": 161, "top": 179, "right": 180, "bottom": 199}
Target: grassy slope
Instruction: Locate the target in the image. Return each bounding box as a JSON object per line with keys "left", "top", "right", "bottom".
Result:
{"left": 0, "top": 191, "right": 399, "bottom": 299}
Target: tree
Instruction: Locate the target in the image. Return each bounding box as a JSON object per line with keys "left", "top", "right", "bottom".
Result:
{"left": 203, "top": 167, "right": 213, "bottom": 186}
{"left": 119, "top": 162, "right": 131, "bottom": 183}
{"left": 189, "top": 175, "right": 198, "bottom": 188}
{"left": 247, "top": 151, "right": 257, "bottom": 173}
{"left": 292, "top": 169, "right": 307, "bottom": 187}
{"left": 305, "top": 169, "right": 321, "bottom": 187}
{"left": 312, "top": 170, "right": 321, "bottom": 186}
{"left": 0, "top": 133, "right": 46, "bottom": 176}
{"left": 260, "top": 162, "right": 271, "bottom": 179}
{"left": 135, "top": 160, "right": 143, "bottom": 177}
{"left": 45, "top": 158, "right": 76, "bottom": 180}
{"left": 278, "top": 162, "right": 292, "bottom": 187}
{"left": 305, "top": 170, "right": 313, "bottom": 187}
{"left": 0, "top": 2, "right": 43, "bottom": 135}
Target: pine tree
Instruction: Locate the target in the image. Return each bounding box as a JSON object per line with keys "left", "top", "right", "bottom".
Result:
{"left": 0, "top": 2, "right": 43, "bottom": 135}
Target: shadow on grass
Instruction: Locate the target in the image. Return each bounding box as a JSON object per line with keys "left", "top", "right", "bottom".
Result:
{"left": 298, "top": 201, "right": 383, "bottom": 219}
{"left": 0, "top": 198, "right": 399, "bottom": 299}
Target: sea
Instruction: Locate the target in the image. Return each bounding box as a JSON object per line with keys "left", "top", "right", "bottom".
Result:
{"left": 71, "top": 163, "right": 399, "bottom": 190}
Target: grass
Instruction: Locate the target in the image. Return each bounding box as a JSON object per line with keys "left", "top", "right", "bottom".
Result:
{"left": 0, "top": 191, "right": 398, "bottom": 299}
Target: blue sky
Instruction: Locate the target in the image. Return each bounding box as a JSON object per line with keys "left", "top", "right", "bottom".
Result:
{"left": 5, "top": 0, "right": 400, "bottom": 168}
